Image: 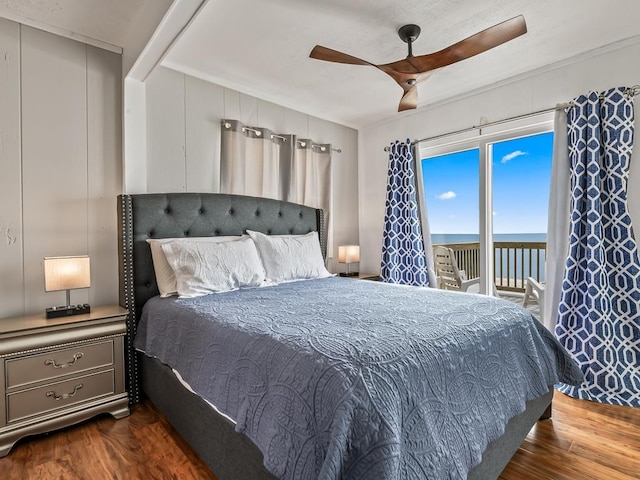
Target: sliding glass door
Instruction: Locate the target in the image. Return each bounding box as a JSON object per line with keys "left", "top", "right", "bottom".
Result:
{"left": 420, "top": 148, "right": 481, "bottom": 285}
{"left": 491, "top": 132, "right": 553, "bottom": 292}
{"left": 417, "top": 113, "right": 554, "bottom": 296}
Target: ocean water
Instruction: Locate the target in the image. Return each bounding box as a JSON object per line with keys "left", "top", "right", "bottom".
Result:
{"left": 431, "top": 233, "right": 547, "bottom": 281}
{"left": 431, "top": 233, "right": 547, "bottom": 244}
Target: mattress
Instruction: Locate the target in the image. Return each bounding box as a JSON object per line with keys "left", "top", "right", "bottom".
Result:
{"left": 134, "top": 277, "right": 581, "bottom": 480}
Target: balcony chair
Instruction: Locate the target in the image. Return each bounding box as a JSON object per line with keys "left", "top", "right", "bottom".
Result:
{"left": 433, "top": 245, "right": 480, "bottom": 292}
{"left": 523, "top": 277, "right": 545, "bottom": 324}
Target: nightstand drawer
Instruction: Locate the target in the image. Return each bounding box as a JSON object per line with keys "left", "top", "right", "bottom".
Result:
{"left": 6, "top": 340, "right": 114, "bottom": 389}
{"left": 7, "top": 369, "right": 115, "bottom": 423}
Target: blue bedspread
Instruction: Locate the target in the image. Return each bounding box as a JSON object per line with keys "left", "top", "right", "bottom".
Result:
{"left": 135, "top": 277, "right": 581, "bottom": 480}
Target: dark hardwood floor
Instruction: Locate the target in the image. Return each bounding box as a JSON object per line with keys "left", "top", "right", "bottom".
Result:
{"left": 1, "top": 390, "right": 639, "bottom": 479}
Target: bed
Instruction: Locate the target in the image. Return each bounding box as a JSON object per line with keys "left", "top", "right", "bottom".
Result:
{"left": 117, "top": 192, "right": 581, "bottom": 480}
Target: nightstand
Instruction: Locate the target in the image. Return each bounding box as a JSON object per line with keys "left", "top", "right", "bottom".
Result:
{"left": 0, "top": 305, "right": 130, "bottom": 456}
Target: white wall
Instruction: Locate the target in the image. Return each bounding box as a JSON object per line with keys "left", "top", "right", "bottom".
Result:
{"left": 144, "top": 66, "right": 360, "bottom": 272}
{"left": 358, "top": 39, "right": 640, "bottom": 274}
{"left": 0, "top": 19, "right": 122, "bottom": 318}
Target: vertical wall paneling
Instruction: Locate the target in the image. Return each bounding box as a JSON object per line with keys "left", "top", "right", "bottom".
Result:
{"left": 222, "top": 89, "right": 241, "bottom": 121}
{"left": 185, "top": 75, "right": 224, "bottom": 192}
{"left": 21, "top": 26, "right": 89, "bottom": 313}
{"left": 0, "top": 19, "right": 24, "bottom": 316}
{"left": 307, "top": 116, "right": 332, "bottom": 143}
{"left": 87, "top": 46, "right": 122, "bottom": 307}
{"left": 257, "top": 99, "right": 285, "bottom": 134}
{"left": 330, "top": 125, "right": 359, "bottom": 273}
{"left": 0, "top": 20, "right": 122, "bottom": 318}
{"left": 282, "top": 109, "right": 308, "bottom": 138}
{"left": 123, "top": 78, "right": 148, "bottom": 194}
{"left": 146, "top": 67, "right": 186, "bottom": 192}
{"left": 238, "top": 93, "right": 258, "bottom": 126}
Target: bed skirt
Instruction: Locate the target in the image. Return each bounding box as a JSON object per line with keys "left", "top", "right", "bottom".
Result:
{"left": 140, "top": 353, "right": 553, "bottom": 480}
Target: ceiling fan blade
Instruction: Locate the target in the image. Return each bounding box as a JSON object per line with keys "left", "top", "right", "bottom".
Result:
{"left": 309, "top": 45, "right": 374, "bottom": 66}
{"left": 398, "top": 87, "right": 418, "bottom": 112}
{"left": 384, "top": 15, "right": 527, "bottom": 74}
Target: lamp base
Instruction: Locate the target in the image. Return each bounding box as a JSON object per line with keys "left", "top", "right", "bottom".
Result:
{"left": 46, "top": 304, "right": 91, "bottom": 319}
{"left": 339, "top": 272, "right": 359, "bottom": 277}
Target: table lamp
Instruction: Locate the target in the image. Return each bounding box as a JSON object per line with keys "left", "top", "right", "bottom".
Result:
{"left": 44, "top": 255, "right": 91, "bottom": 318}
{"left": 338, "top": 245, "right": 360, "bottom": 277}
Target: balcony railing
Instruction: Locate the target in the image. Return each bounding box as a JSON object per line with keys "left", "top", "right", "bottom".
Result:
{"left": 433, "top": 241, "right": 546, "bottom": 293}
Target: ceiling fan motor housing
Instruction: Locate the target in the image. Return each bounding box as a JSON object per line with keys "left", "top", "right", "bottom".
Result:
{"left": 398, "top": 24, "right": 421, "bottom": 57}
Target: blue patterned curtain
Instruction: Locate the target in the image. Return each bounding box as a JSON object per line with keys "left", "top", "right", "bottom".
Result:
{"left": 556, "top": 87, "right": 640, "bottom": 407}
{"left": 380, "top": 139, "right": 429, "bottom": 286}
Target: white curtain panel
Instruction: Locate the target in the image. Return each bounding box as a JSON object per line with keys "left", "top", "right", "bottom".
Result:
{"left": 220, "top": 121, "right": 333, "bottom": 256}
{"left": 220, "top": 120, "right": 292, "bottom": 200}
{"left": 294, "top": 139, "right": 333, "bottom": 255}
{"left": 544, "top": 108, "right": 570, "bottom": 331}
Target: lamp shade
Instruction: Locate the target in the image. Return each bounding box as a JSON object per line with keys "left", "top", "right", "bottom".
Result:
{"left": 338, "top": 245, "right": 360, "bottom": 264}
{"left": 44, "top": 256, "right": 91, "bottom": 292}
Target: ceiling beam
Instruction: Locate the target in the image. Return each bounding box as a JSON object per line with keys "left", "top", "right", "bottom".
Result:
{"left": 126, "top": 0, "right": 207, "bottom": 82}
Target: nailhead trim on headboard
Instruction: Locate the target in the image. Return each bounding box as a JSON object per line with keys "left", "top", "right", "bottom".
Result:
{"left": 118, "top": 194, "right": 140, "bottom": 404}
{"left": 318, "top": 209, "right": 327, "bottom": 259}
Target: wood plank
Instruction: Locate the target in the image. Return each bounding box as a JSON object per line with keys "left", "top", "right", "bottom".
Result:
{"left": 0, "top": 18, "right": 24, "bottom": 318}
{"left": 500, "top": 391, "right": 640, "bottom": 480}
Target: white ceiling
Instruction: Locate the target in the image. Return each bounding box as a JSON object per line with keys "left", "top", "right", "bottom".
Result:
{"left": 161, "top": 0, "right": 640, "bottom": 128}
{"left": 2, "top": 0, "right": 640, "bottom": 128}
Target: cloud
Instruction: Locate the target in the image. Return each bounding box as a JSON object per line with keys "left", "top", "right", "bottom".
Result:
{"left": 493, "top": 211, "right": 497, "bottom": 216}
{"left": 436, "top": 191, "right": 457, "bottom": 200}
{"left": 501, "top": 150, "right": 528, "bottom": 164}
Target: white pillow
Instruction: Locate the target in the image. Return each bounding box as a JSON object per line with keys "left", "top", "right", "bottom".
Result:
{"left": 247, "top": 230, "right": 331, "bottom": 283}
{"left": 160, "top": 236, "right": 266, "bottom": 298}
{"left": 147, "top": 236, "right": 246, "bottom": 297}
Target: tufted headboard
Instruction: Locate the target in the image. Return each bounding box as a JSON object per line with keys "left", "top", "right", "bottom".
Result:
{"left": 117, "top": 193, "right": 325, "bottom": 403}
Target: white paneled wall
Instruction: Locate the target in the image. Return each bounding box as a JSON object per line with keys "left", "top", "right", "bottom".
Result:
{"left": 146, "top": 68, "right": 186, "bottom": 192}
{"left": 21, "top": 27, "right": 89, "bottom": 311}
{"left": 185, "top": 76, "right": 224, "bottom": 192}
{"left": 0, "top": 18, "right": 23, "bottom": 316}
{"left": 358, "top": 40, "right": 640, "bottom": 275}
{"left": 87, "top": 47, "right": 123, "bottom": 309}
{"left": 0, "top": 20, "right": 122, "bottom": 318}
{"left": 144, "top": 67, "right": 360, "bottom": 272}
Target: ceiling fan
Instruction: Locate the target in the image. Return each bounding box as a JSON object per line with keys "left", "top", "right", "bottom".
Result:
{"left": 309, "top": 15, "right": 527, "bottom": 112}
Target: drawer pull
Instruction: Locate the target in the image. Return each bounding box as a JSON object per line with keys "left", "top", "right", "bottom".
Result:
{"left": 44, "top": 352, "right": 84, "bottom": 369}
{"left": 46, "top": 384, "right": 84, "bottom": 401}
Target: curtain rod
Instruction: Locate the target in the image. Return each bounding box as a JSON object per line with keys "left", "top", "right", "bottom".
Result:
{"left": 383, "top": 85, "right": 640, "bottom": 152}
{"left": 223, "top": 121, "right": 341, "bottom": 153}
{"left": 383, "top": 104, "right": 565, "bottom": 152}
{"left": 297, "top": 139, "right": 342, "bottom": 153}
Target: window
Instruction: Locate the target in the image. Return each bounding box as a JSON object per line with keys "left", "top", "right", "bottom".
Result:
{"left": 417, "top": 113, "right": 554, "bottom": 295}
{"left": 422, "top": 148, "right": 479, "bottom": 244}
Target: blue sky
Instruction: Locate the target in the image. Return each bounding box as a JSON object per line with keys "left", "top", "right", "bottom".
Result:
{"left": 421, "top": 131, "right": 554, "bottom": 234}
